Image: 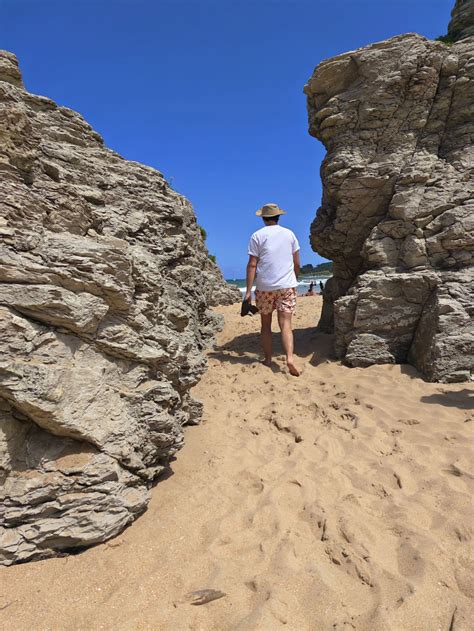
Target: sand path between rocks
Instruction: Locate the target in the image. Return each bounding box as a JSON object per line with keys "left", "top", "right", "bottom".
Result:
{"left": 1, "top": 297, "right": 473, "bottom": 630}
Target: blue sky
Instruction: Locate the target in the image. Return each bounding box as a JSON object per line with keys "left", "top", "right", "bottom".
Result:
{"left": 2, "top": 0, "right": 454, "bottom": 278}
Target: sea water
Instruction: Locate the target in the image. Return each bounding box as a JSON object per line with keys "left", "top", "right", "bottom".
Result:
{"left": 226, "top": 277, "right": 330, "bottom": 296}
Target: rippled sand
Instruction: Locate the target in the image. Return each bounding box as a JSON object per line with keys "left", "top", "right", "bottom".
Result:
{"left": 1, "top": 296, "right": 473, "bottom": 630}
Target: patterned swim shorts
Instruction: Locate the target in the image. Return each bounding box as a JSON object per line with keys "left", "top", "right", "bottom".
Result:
{"left": 255, "top": 288, "right": 297, "bottom": 315}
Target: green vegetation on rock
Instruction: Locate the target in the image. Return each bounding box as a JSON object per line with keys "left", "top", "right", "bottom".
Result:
{"left": 299, "top": 261, "right": 333, "bottom": 276}
{"left": 435, "top": 34, "right": 456, "bottom": 45}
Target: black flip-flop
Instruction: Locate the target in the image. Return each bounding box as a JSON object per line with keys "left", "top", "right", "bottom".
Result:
{"left": 241, "top": 299, "right": 259, "bottom": 317}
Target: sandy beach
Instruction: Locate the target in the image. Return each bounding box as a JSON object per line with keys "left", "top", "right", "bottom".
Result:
{"left": 1, "top": 296, "right": 473, "bottom": 631}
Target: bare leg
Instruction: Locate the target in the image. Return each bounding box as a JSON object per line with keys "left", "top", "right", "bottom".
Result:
{"left": 260, "top": 313, "right": 273, "bottom": 365}
{"left": 277, "top": 311, "right": 300, "bottom": 376}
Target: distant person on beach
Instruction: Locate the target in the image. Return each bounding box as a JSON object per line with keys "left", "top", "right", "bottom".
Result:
{"left": 319, "top": 281, "right": 324, "bottom": 293}
{"left": 305, "top": 281, "right": 314, "bottom": 296}
{"left": 245, "top": 203, "right": 300, "bottom": 376}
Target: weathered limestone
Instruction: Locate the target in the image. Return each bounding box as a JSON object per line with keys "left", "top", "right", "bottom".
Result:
{"left": 448, "top": 0, "right": 474, "bottom": 41}
{"left": 0, "top": 51, "right": 239, "bottom": 565}
{"left": 305, "top": 22, "right": 473, "bottom": 382}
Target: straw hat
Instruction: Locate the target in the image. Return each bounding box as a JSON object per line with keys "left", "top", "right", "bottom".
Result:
{"left": 256, "top": 202, "right": 287, "bottom": 217}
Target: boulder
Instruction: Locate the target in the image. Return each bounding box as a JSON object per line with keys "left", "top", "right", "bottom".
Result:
{"left": 0, "top": 51, "right": 239, "bottom": 565}
{"left": 305, "top": 14, "right": 473, "bottom": 382}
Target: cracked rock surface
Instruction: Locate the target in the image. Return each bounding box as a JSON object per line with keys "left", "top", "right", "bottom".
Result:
{"left": 305, "top": 21, "right": 473, "bottom": 382}
{"left": 0, "top": 51, "right": 239, "bottom": 565}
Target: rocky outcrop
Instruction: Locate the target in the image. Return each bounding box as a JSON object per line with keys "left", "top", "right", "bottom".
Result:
{"left": 448, "top": 0, "right": 474, "bottom": 41}
{"left": 305, "top": 26, "right": 473, "bottom": 382}
{"left": 0, "top": 51, "right": 239, "bottom": 565}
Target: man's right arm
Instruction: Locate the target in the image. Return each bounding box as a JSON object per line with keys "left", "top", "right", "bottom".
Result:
{"left": 245, "top": 255, "right": 258, "bottom": 301}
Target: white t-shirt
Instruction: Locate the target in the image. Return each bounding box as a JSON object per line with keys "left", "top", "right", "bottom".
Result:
{"left": 248, "top": 225, "right": 300, "bottom": 291}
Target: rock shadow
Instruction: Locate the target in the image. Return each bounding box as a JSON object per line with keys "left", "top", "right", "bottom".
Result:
{"left": 398, "top": 364, "right": 426, "bottom": 380}
{"left": 151, "top": 457, "right": 176, "bottom": 487}
{"left": 420, "top": 389, "right": 474, "bottom": 410}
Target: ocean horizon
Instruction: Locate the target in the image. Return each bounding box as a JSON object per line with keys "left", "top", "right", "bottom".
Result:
{"left": 226, "top": 276, "right": 330, "bottom": 296}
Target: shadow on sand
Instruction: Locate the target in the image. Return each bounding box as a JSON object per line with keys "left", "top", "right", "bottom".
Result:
{"left": 208, "top": 326, "right": 336, "bottom": 369}
{"left": 420, "top": 389, "right": 474, "bottom": 410}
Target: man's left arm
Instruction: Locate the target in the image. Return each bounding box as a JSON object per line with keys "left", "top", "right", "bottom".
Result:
{"left": 293, "top": 250, "right": 301, "bottom": 277}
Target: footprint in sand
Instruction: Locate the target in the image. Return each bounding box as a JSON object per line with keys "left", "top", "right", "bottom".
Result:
{"left": 269, "top": 416, "right": 303, "bottom": 443}
{"left": 237, "top": 471, "right": 265, "bottom": 495}
{"left": 340, "top": 411, "right": 359, "bottom": 428}
{"left": 454, "top": 555, "right": 474, "bottom": 598}
{"left": 397, "top": 541, "right": 425, "bottom": 579}
{"left": 398, "top": 418, "right": 420, "bottom": 425}
{"left": 324, "top": 541, "right": 373, "bottom": 587}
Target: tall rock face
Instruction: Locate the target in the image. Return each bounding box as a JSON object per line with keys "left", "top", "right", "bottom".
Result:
{"left": 0, "top": 51, "right": 239, "bottom": 565}
{"left": 305, "top": 29, "right": 473, "bottom": 382}
{"left": 448, "top": 0, "right": 474, "bottom": 41}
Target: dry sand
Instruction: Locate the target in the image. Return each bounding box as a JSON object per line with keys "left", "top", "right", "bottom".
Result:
{"left": 1, "top": 296, "right": 473, "bottom": 630}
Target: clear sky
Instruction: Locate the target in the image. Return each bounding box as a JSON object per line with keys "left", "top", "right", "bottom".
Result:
{"left": 2, "top": 0, "right": 454, "bottom": 278}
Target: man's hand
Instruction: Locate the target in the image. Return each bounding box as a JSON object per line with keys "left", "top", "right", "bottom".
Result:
{"left": 244, "top": 290, "right": 252, "bottom": 302}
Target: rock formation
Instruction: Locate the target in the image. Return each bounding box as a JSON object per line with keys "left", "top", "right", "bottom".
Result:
{"left": 305, "top": 7, "right": 473, "bottom": 382}
{"left": 448, "top": 0, "right": 474, "bottom": 41}
{"left": 0, "top": 51, "right": 239, "bottom": 565}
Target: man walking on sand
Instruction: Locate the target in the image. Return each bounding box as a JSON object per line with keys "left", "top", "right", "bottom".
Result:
{"left": 245, "top": 203, "right": 301, "bottom": 376}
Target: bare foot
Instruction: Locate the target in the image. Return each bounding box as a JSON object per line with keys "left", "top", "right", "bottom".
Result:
{"left": 287, "top": 361, "right": 300, "bottom": 377}
{"left": 262, "top": 359, "right": 272, "bottom": 367}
